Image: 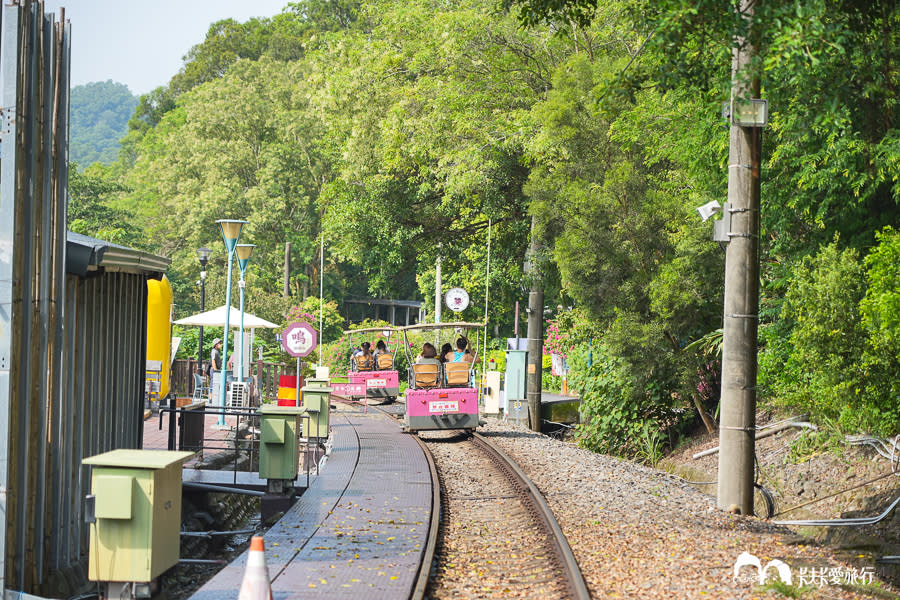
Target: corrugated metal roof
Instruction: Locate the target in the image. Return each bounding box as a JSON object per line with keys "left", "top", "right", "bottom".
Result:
{"left": 66, "top": 231, "right": 170, "bottom": 278}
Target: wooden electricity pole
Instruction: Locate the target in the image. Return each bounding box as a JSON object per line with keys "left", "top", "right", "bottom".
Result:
{"left": 717, "top": 0, "right": 762, "bottom": 515}
{"left": 526, "top": 216, "right": 544, "bottom": 433}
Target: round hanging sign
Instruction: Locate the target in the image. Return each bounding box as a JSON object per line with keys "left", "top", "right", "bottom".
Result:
{"left": 445, "top": 287, "right": 470, "bottom": 312}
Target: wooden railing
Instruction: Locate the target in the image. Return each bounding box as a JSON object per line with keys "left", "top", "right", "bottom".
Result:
{"left": 171, "top": 359, "right": 300, "bottom": 404}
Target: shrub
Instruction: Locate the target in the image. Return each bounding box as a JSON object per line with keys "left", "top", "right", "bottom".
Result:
{"left": 859, "top": 227, "right": 900, "bottom": 434}
{"left": 570, "top": 311, "right": 687, "bottom": 457}
{"left": 571, "top": 343, "right": 642, "bottom": 454}
{"left": 766, "top": 242, "right": 869, "bottom": 431}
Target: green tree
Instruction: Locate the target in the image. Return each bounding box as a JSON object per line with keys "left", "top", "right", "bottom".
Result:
{"left": 67, "top": 163, "right": 142, "bottom": 246}
{"left": 69, "top": 81, "right": 137, "bottom": 166}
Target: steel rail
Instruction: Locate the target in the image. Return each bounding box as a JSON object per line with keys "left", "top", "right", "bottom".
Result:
{"left": 409, "top": 432, "right": 442, "bottom": 600}
{"left": 471, "top": 432, "right": 592, "bottom": 600}
{"left": 367, "top": 399, "right": 590, "bottom": 598}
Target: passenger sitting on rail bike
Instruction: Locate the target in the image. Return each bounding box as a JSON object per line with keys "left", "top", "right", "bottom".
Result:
{"left": 438, "top": 342, "right": 453, "bottom": 364}
{"left": 373, "top": 339, "right": 394, "bottom": 370}
{"left": 415, "top": 342, "right": 441, "bottom": 365}
{"left": 446, "top": 336, "right": 475, "bottom": 364}
{"left": 352, "top": 341, "right": 375, "bottom": 372}
{"left": 412, "top": 343, "right": 442, "bottom": 389}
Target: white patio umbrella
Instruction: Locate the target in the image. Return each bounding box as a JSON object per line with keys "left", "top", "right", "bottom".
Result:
{"left": 174, "top": 305, "right": 279, "bottom": 329}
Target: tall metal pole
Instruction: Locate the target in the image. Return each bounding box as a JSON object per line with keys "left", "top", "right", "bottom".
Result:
{"left": 236, "top": 244, "right": 254, "bottom": 383}
{"left": 434, "top": 250, "right": 442, "bottom": 325}
{"left": 514, "top": 300, "right": 519, "bottom": 338}
{"left": 283, "top": 241, "right": 291, "bottom": 299}
{"left": 237, "top": 282, "right": 246, "bottom": 380}
{"left": 197, "top": 247, "right": 210, "bottom": 373}
{"left": 526, "top": 216, "right": 544, "bottom": 433}
{"left": 717, "top": 0, "right": 761, "bottom": 515}
{"left": 482, "top": 219, "right": 491, "bottom": 379}
{"left": 219, "top": 250, "right": 236, "bottom": 426}
{"left": 319, "top": 234, "right": 324, "bottom": 342}
{"left": 216, "top": 219, "right": 247, "bottom": 427}
{"left": 198, "top": 271, "right": 206, "bottom": 367}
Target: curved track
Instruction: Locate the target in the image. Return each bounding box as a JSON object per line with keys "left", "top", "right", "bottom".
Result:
{"left": 334, "top": 396, "right": 590, "bottom": 599}
{"left": 409, "top": 432, "right": 442, "bottom": 600}
{"left": 420, "top": 430, "right": 590, "bottom": 600}
{"left": 468, "top": 431, "right": 591, "bottom": 600}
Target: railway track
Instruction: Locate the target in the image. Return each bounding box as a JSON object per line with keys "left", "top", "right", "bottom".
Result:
{"left": 341, "top": 396, "right": 590, "bottom": 600}
{"left": 420, "top": 429, "right": 591, "bottom": 600}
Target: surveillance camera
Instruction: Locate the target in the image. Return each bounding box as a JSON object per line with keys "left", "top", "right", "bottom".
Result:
{"left": 696, "top": 200, "right": 722, "bottom": 222}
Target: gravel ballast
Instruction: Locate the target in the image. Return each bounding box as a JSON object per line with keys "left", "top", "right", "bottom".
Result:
{"left": 475, "top": 418, "right": 897, "bottom": 599}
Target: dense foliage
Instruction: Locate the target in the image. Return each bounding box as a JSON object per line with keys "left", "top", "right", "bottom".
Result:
{"left": 69, "top": 81, "right": 137, "bottom": 166}
{"left": 68, "top": 0, "right": 900, "bottom": 457}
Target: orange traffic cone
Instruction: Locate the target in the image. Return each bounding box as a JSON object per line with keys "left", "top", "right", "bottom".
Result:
{"left": 238, "top": 536, "right": 273, "bottom": 600}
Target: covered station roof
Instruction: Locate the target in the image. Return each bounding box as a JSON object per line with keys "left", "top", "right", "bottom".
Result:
{"left": 66, "top": 231, "right": 170, "bottom": 278}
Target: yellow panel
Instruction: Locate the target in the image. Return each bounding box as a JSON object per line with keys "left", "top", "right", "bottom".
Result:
{"left": 95, "top": 475, "right": 133, "bottom": 520}
{"left": 146, "top": 276, "right": 173, "bottom": 398}
{"left": 277, "top": 386, "right": 298, "bottom": 400}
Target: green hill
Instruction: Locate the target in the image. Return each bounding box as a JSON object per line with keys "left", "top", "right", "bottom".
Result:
{"left": 69, "top": 80, "right": 137, "bottom": 167}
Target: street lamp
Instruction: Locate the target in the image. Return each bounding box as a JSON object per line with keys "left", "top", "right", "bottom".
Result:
{"left": 235, "top": 243, "right": 255, "bottom": 382}
{"left": 215, "top": 219, "right": 248, "bottom": 426}
{"left": 196, "top": 247, "right": 211, "bottom": 376}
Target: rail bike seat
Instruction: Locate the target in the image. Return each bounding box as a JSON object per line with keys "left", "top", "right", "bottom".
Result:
{"left": 352, "top": 355, "right": 374, "bottom": 372}
{"left": 411, "top": 362, "right": 441, "bottom": 389}
{"left": 443, "top": 362, "right": 472, "bottom": 387}
{"left": 375, "top": 352, "right": 394, "bottom": 370}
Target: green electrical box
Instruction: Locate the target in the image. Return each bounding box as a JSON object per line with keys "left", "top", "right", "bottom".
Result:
{"left": 302, "top": 379, "right": 332, "bottom": 439}
{"left": 84, "top": 449, "right": 193, "bottom": 584}
{"left": 258, "top": 405, "right": 304, "bottom": 480}
{"left": 505, "top": 350, "right": 528, "bottom": 401}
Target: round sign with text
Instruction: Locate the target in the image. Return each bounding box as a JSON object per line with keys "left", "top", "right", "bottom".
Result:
{"left": 445, "top": 287, "right": 469, "bottom": 312}
{"left": 282, "top": 322, "right": 318, "bottom": 357}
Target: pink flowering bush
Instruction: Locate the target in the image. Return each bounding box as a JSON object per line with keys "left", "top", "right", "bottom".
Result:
{"left": 543, "top": 308, "right": 600, "bottom": 359}
{"left": 543, "top": 321, "right": 569, "bottom": 357}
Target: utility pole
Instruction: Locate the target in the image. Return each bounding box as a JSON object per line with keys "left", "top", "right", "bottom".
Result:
{"left": 717, "top": 0, "right": 761, "bottom": 515}
{"left": 526, "top": 216, "right": 544, "bottom": 433}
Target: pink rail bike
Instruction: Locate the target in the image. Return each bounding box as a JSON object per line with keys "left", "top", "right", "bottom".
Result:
{"left": 330, "top": 327, "right": 400, "bottom": 405}
{"left": 399, "top": 322, "right": 485, "bottom": 433}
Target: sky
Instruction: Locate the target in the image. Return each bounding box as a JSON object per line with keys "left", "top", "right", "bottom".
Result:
{"left": 41, "top": 0, "right": 291, "bottom": 96}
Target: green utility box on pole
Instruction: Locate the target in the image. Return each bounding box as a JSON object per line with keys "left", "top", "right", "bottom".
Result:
{"left": 258, "top": 405, "right": 304, "bottom": 480}
{"left": 302, "top": 378, "right": 332, "bottom": 439}
{"left": 83, "top": 449, "right": 194, "bottom": 586}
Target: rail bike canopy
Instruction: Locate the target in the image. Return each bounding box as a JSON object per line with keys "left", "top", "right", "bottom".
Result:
{"left": 342, "top": 326, "right": 401, "bottom": 334}
{"left": 337, "top": 326, "right": 401, "bottom": 400}
{"left": 342, "top": 326, "right": 399, "bottom": 344}
{"left": 398, "top": 321, "right": 485, "bottom": 366}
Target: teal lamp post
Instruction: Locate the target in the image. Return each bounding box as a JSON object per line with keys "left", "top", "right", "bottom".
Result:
{"left": 215, "top": 218, "right": 248, "bottom": 426}
{"left": 235, "top": 243, "right": 255, "bottom": 382}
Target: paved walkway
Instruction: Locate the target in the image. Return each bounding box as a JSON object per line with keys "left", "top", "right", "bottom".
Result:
{"left": 142, "top": 404, "right": 241, "bottom": 467}
{"left": 190, "top": 406, "right": 433, "bottom": 599}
